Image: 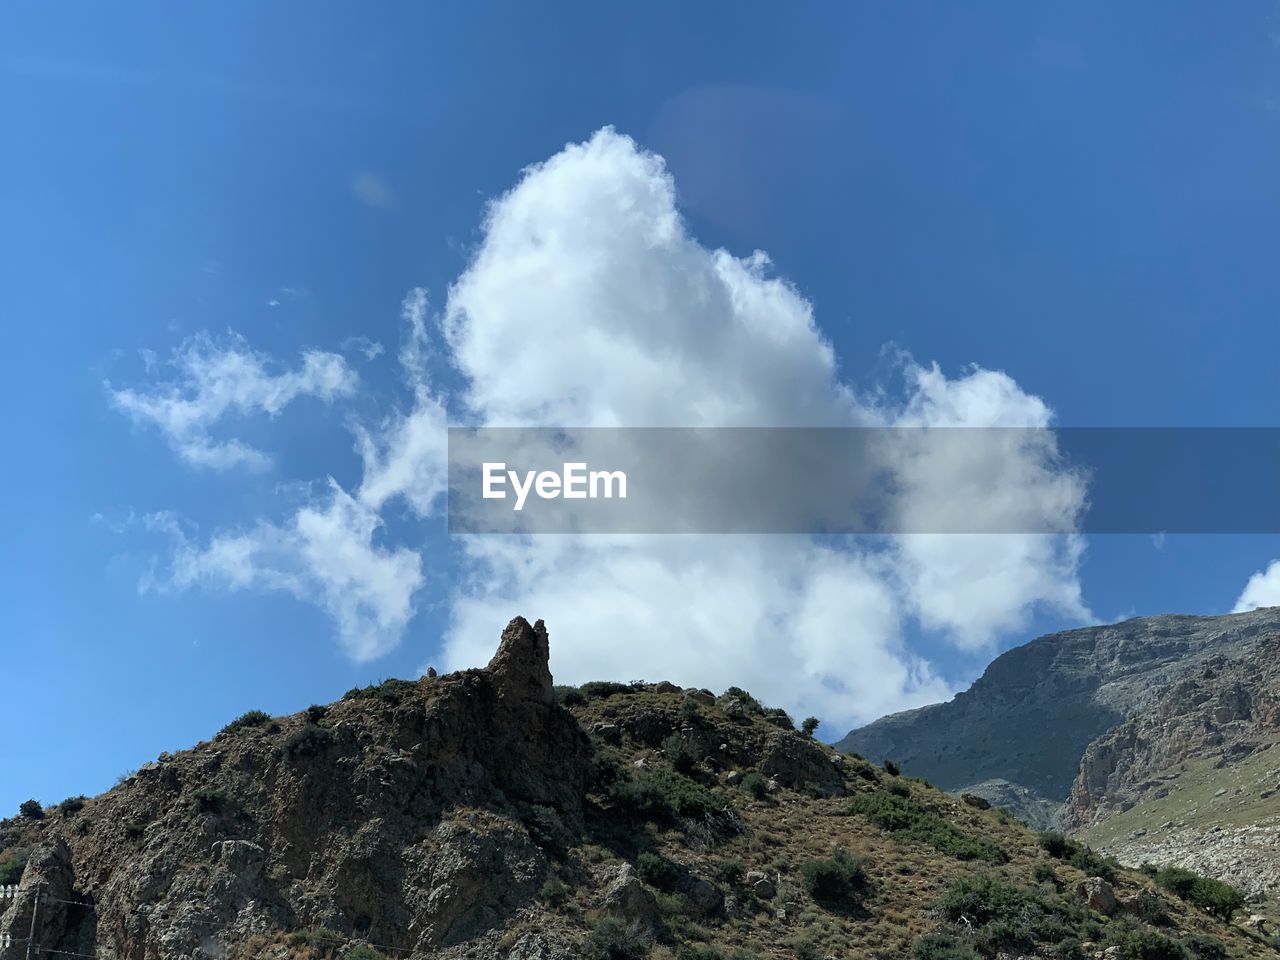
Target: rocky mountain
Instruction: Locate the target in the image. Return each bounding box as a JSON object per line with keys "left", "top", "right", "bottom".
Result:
{"left": 1, "top": 617, "right": 1271, "bottom": 959}
{"left": 839, "top": 608, "right": 1280, "bottom": 900}
{"left": 1068, "top": 634, "right": 1280, "bottom": 901}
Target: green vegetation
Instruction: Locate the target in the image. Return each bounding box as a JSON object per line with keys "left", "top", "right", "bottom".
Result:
{"left": 305, "top": 703, "right": 328, "bottom": 724}
{"left": 611, "top": 769, "right": 734, "bottom": 831}
{"left": 739, "top": 771, "right": 768, "bottom": 800}
{"left": 1153, "top": 867, "right": 1245, "bottom": 922}
{"left": 579, "top": 681, "right": 635, "bottom": 701}
{"left": 285, "top": 723, "right": 332, "bottom": 760}
{"left": 343, "top": 945, "right": 387, "bottom": 960}
{"left": 0, "top": 849, "right": 29, "bottom": 884}
{"left": 59, "top": 795, "right": 86, "bottom": 814}
{"left": 586, "top": 917, "right": 651, "bottom": 960}
{"left": 1097, "top": 920, "right": 1203, "bottom": 960}
{"left": 554, "top": 684, "right": 586, "bottom": 706}
{"left": 636, "top": 850, "right": 680, "bottom": 890}
{"left": 220, "top": 709, "right": 272, "bottom": 736}
{"left": 1037, "top": 831, "right": 1118, "bottom": 881}
{"left": 914, "top": 933, "right": 979, "bottom": 960}
{"left": 342, "top": 678, "right": 416, "bottom": 704}
{"left": 722, "top": 686, "right": 763, "bottom": 713}
{"left": 19, "top": 799, "right": 43, "bottom": 819}
{"left": 662, "top": 733, "right": 699, "bottom": 774}
{"left": 714, "top": 858, "right": 745, "bottom": 884}
{"left": 538, "top": 876, "right": 569, "bottom": 907}
{"left": 801, "top": 716, "right": 820, "bottom": 737}
{"left": 799, "top": 849, "right": 867, "bottom": 910}
{"left": 849, "top": 790, "right": 1007, "bottom": 863}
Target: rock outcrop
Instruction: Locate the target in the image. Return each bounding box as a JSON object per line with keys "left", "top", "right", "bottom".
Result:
{"left": 0, "top": 616, "right": 590, "bottom": 960}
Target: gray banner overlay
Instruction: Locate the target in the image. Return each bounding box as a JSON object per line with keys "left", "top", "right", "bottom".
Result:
{"left": 447, "top": 427, "right": 1280, "bottom": 534}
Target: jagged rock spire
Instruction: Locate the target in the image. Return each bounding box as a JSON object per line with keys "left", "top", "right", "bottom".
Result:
{"left": 486, "top": 616, "right": 554, "bottom": 704}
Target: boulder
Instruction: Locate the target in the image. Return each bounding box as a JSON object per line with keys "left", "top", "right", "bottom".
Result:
{"left": 1077, "top": 877, "right": 1117, "bottom": 916}
{"left": 601, "top": 863, "right": 661, "bottom": 932}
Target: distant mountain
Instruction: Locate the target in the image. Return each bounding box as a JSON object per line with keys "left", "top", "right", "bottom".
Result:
{"left": 1, "top": 617, "right": 1264, "bottom": 960}
{"left": 1068, "top": 632, "right": 1280, "bottom": 901}
{"left": 839, "top": 608, "right": 1280, "bottom": 898}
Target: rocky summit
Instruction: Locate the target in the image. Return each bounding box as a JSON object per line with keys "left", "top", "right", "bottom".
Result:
{"left": 0, "top": 617, "right": 1274, "bottom": 959}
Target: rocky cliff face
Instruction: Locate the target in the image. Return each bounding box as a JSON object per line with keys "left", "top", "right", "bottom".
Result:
{"left": 1067, "top": 634, "right": 1280, "bottom": 900}
{"left": 0, "top": 617, "right": 593, "bottom": 960}
{"left": 838, "top": 608, "right": 1280, "bottom": 827}
{"left": 840, "top": 608, "right": 1280, "bottom": 902}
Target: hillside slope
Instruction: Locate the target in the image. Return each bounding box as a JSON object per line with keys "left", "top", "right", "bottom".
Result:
{"left": 0, "top": 618, "right": 1272, "bottom": 959}
{"left": 838, "top": 609, "right": 1280, "bottom": 829}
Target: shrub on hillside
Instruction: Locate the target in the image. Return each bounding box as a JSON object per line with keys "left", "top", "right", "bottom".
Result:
{"left": 799, "top": 848, "right": 867, "bottom": 909}
{"left": 1098, "top": 921, "right": 1190, "bottom": 960}
{"left": 849, "top": 791, "right": 1006, "bottom": 862}
{"left": 1034, "top": 863, "right": 1058, "bottom": 884}
{"left": 739, "top": 771, "right": 768, "bottom": 800}
{"left": 220, "top": 709, "right": 272, "bottom": 736}
{"left": 19, "top": 799, "right": 43, "bottom": 820}
{"left": 715, "top": 858, "right": 745, "bottom": 884}
{"left": 636, "top": 851, "right": 680, "bottom": 890}
{"left": 1154, "top": 867, "right": 1245, "bottom": 922}
{"left": 0, "top": 849, "right": 29, "bottom": 885}
{"left": 285, "top": 723, "right": 332, "bottom": 760}
{"left": 801, "top": 716, "right": 820, "bottom": 737}
{"left": 722, "top": 686, "right": 763, "bottom": 713}
{"left": 662, "top": 733, "right": 699, "bottom": 774}
{"left": 1180, "top": 934, "right": 1226, "bottom": 960}
{"left": 305, "top": 703, "right": 328, "bottom": 724}
{"left": 580, "top": 681, "right": 634, "bottom": 701}
{"left": 586, "top": 917, "right": 651, "bottom": 960}
{"left": 342, "top": 678, "right": 415, "bottom": 704}
{"left": 1037, "top": 831, "right": 1117, "bottom": 882}
{"left": 611, "top": 769, "right": 733, "bottom": 832}
{"left": 59, "top": 795, "right": 87, "bottom": 814}
{"left": 914, "top": 933, "right": 979, "bottom": 960}
{"left": 554, "top": 685, "right": 586, "bottom": 706}
{"left": 938, "top": 875, "right": 1047, "bottom": 952}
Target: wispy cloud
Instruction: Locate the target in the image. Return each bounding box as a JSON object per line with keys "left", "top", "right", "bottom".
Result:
{"left": 106, "top": 331, "right": 357, "bottom": 470}
{"left": 144, "top": 489, "right": 423, "bottom": 661}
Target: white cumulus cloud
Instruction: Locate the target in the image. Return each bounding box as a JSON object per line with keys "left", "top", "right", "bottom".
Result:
{"left": 1233, "top": 560, "right": 1280, "bottom": 613}
{"left": 115, "top": 128, "right": 1092, "bottom": 729}
{"left": 436, "top": 127, "right": 1089, "bottom": 728}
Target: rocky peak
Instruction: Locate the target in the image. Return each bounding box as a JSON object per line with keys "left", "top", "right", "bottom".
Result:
{"left": 486, "top": 616, "right": 554, "bottom": 705}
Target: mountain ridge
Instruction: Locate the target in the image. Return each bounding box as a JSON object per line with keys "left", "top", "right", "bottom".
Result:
{"left": 2, "top": 615, "right": 1271, "bottom": 959}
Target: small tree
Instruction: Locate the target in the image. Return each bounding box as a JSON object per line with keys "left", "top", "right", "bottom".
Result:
{"left": 801, "top": 716, "right": 820, "bottom": 737}
{"left": 19, "top": 799, "right": 43, "bottom": 820}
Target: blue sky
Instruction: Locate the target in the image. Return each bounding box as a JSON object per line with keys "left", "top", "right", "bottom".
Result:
{"left": 3, "top": 2, "right": 1280, "bottom": 813}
